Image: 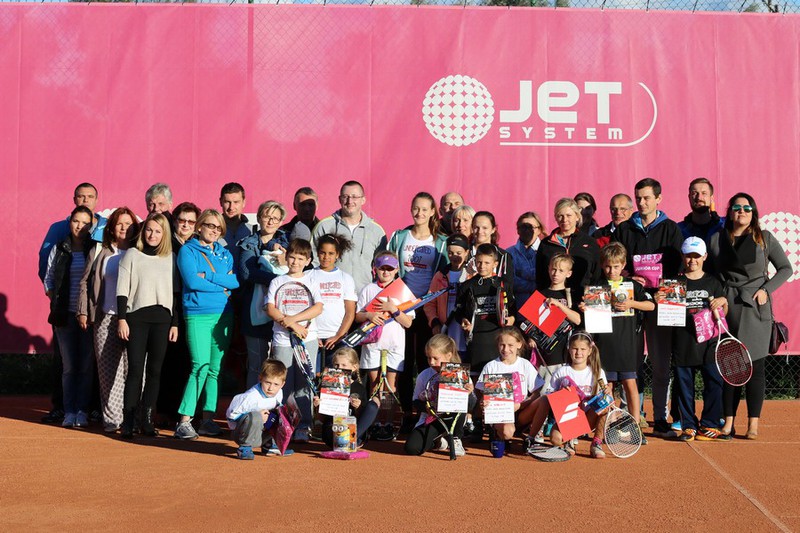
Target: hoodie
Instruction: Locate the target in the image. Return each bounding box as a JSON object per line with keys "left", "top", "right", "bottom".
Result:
{"left": 611, "top": 211, "right": 684, "bottom": 280}
{"left": 177, "top": 238, "right": 240, "bottom": 315}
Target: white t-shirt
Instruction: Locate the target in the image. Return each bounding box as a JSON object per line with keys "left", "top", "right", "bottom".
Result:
{"left": 225, "top": 384, "right": 283, "bottom": 430}
{"left": 266, "top": 272, "right": 323, "bottom": 347}
{"left": 311, "top": 268, "right": 357, "bottom": 339}
{"left": 399, "top": 234, "right": 437, "bottom": 297}
{"left": 356, "top": 281, "right": 415, "bottom": 371}
{"left": 476, "top": 357, "right": 543, "bottom": 397}
{"left": 549, "top": 365, "right": 608, "bottom": 398}
{"left": 101, "top": 248, "right": 125, "bottom": 315}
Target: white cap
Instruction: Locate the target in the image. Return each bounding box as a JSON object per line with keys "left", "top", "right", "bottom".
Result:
{"left": 681, "top": 236, "right": 707, "bottom": 256}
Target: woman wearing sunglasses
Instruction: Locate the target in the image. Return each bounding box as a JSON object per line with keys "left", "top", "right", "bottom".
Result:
{"left": 708, "top": 193, "right": 792, "bottom": 439}
{"left": 174, "top": 209, "right": 240, "bottom": 440}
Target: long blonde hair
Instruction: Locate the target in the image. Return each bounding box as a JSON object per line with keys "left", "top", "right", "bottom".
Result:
{"left": 136, "top": 213, "right": 172, "bottom": 257}
{"left": 426, "top": 334, "right": 460, "bottom": 363}
{"left": 331, "top": 347, "right": 362, "bottom": 383}
{"left": 567, "top": 331, "right": 603, "bottom": 395}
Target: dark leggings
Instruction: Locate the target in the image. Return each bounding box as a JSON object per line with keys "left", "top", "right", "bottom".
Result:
{"left": 398, "top": 309, "right": 433, "bottom": 412}
{"left": 321, "top": 400, "right": 380, "bottom": 447}
{"left": 723, "top": 357, "right": 766, "bottom": 418}
{"left": 124, "top": 307, "right": 172, "bottom": 413}
{"left": 404, "top": 414, "right": 466, "bottom": 455}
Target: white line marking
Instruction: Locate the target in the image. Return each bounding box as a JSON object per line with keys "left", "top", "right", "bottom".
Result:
{"left": 688, "top": 442, "right": 792, "bottom": 533}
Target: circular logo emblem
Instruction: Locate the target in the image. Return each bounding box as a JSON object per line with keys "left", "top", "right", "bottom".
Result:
{"left": 761, "top": 212, "right": 800, "bottom": 283}
{"left": 422, "top": 75, "right": 494, "bottom": 147}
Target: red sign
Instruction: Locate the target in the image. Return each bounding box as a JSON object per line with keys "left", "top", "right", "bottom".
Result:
{"left": 519, "top": 291, "right": 568, "bottom": 337}
{"left": 548, "top": 388, "right": 591, "bottom": 442}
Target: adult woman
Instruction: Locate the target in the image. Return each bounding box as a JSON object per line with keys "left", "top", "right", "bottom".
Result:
{"left": 175, "top": 209, "right": 239, "bottom": 439}
{"left": 506, "top": 211, "right": 546, "bottom": 308}
{"left": 708, "top": 193, "right": 792, "bottom": 439}
{"left": 171, "top": 202, "right": 201, "bottom": 251}
{"left": 44, "top": 206, "right": 94, "bottom": 428}
{"left": 465, "top": 211, "right": 515, "bottom": 297}
{"left": 450, "top": 205, "right": 476, "bottom": 240}
{"left": 117, "top": 213, "right": 179, "bottom": 438}
{"left": 388, "top": 192, "right": 449, "bottom": 429}
{"left": 77, "top": 207, "right": 140, "bottom": 432}
{"left": 237, "top": 201, "right": 289, "bottom": 387}
{"left": 535, "top": 198, "right": 601, "bottom": 293}
{"left": 574, "top": 192, "right": 599, "bottom": 236}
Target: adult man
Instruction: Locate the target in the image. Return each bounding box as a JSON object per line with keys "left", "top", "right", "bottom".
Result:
{"left": 145, "top": 183, "right": 174, "bottom": 216}
{"left": 219, "top": 182, "right": 253, "bottom": 268}
{"left": 312, "top": 180, "right": 387, "bottom": 291}
{"left": 678, "top": 177, "right": 725, "bottom": 243}
{"left": 612, "top": 178, "right": 683, "bottom": 437}
{"left": 438, "top": 191, "right": 464, "bottom": 235}
{"left": 280, "top": 187, "right": 319, "bottom": 241}
{"left": 593, "top": 193, "right": 633, "bottom": 247}
{"left": 38, "top": 182, "right": 106, "bottom": 424}
{"left": 506, "top": 212, "right": 543, "bottom": 307}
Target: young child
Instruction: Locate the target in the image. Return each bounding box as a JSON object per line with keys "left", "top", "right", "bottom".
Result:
{"left": 425, "top": 233, "right": 470, "bottom": 355}
{"left": 404, "top": 334, "right": 475, "bottom": 457}
{"left": 453, "top": 243, "right": 515, "bottom": 441}
{"left": 226, "top": 360, "right": 288, "bottom": 460}
{"left": 266, "top": 238, "right": 324, "bottom": 442}
{"left": 583, "top": 242, "right": 654, "bottom": 434}
{"left": 476, "top": 328, "right": 543, "bottom": 451}
{"left": 312, "top": 234, "right": 357, "bottom": 365}
{"left": 530, "top": 254, "right": 583, "bottom": 383}
{"left": 355, "top": 251, "right": 414, "bottom": 431}
{"left": 673, "top": 237, "right": 730, "bottom": 442}
{"left": 313, "top": 347, "right": 378, "bottom": 448}
{"left": 545, "top": 331, "right": 611, "bottom": 458}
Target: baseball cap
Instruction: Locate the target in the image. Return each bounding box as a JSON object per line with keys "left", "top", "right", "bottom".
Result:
{"left": 681, "top": 236, "right": 707, "bottom": 256}
{"left": 374, "top": 254, "right": 400, "bottom": 270}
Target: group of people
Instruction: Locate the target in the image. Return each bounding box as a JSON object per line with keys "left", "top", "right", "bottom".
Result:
{"left": 38, "top": 176, "right": 792, "bottom": 459}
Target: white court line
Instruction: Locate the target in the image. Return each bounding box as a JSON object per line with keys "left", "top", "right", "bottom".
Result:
{"left": 688, "top": 442, "right": 792, "bottom": 533}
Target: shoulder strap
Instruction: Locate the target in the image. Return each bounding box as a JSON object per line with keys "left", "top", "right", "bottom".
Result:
{"left": 200, "top": 251, "right": 216, "bottom": 273}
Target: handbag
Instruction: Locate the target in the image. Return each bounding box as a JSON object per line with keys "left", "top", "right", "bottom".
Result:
{"left": 769, "top": 320, "right": 789, "bottom": 354}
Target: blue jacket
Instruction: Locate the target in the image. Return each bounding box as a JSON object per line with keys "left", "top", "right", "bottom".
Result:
{"left": 236, "top": 231, "right": 289, "bottom": 337}
{"left": 506, "top": 239, "right": 538, "bottom": 305}
{"left": 177, "top": 238, "right": 239, "bottom": 315}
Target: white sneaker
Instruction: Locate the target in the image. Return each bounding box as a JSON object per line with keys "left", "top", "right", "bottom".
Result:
{"left": 62, "top": 413, "right": 76, "bottom": 428}
{"left": 452, "top": 438, "right": 466, "bottom": 457}
{"left": 174, "top": 420, "right": 199, "bottom": 440}
{"left": 434, "top": 437, "right": 449, "bottom": 452}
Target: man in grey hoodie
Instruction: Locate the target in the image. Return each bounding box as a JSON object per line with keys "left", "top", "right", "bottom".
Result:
{"left": 312, "top": 180, "right": 387, "bottom": 292}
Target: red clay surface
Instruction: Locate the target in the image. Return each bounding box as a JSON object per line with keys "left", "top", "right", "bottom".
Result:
{"left": 2, "top": 396, "right": 799, "bottom": 532}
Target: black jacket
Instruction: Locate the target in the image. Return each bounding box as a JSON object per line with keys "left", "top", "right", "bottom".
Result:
{"left": 47, "top": 238, "right": 89, "bottom": 327}
{"left": 535, "top": 230, "right": 601, "bottom": 293}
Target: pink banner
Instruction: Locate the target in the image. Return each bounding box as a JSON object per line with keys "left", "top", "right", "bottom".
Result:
{"left": 1, "top": 5, "right": 799, "bottom": 352}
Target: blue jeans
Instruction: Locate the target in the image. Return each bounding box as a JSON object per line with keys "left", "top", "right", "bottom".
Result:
{"left": 55, "top": 315, "right": 94, "bottom": 415}
{"left": 270, "top": 341, "right": 319, "bottom": 430}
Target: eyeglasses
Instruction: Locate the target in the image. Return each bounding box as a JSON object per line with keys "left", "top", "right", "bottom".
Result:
{"left": 610, "top": 207, "right": 629, "bottom": 212}
{"left": 202, "top": 222, "right": 223, "bottom": 232}
{"left": 177, "top": 218, "right": 196, "bottom": 226}
{"left": 261, "top": 216, "right": 282, "bottom": 224}
{"left": 339, "top": 195, "right": 364, "bottom": 202}
{"left": 731, "top": 204, "right": 753, "bottom": 213}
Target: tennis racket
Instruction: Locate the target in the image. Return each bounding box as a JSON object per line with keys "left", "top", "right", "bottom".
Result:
{"left": 603, "top": 405, "right": 643, "bottom": 458}
{"left": 421, "top": 369, "right": 467, "bottom": 461}
{"left": 712, "top": 306, "right": 752, "bottom": 386}
{"left": 527, "top": 444, "right": 571, "bottom": 462}
{"left": 465, "top": 287, "right": 477, "bottom": 344}
{"left": 496, "top": 279, "right": 508, "bottom": 326}
{"left": 369, "top": 349, "right": 401, "bottom": 441}
{"left": 275, "top": 281, "right": 317, "bottom": 395}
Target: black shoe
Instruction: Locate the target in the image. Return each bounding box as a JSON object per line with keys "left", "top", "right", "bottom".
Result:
{"left": 89, "top": 410, "right": 103, "bottom": 423}
{"left": 120, "top": 411, "right": 135, "bottom": 439}
{"left": 41, "top": 408, "right": 64, "bottom": 424}
{"left": 140, "top": 407, "right": 159, "bottom": 437}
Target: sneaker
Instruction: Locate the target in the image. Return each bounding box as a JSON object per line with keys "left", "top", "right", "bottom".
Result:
{"left": 452, "top": 437, "right": 466, "bottom": 457}
{"left": 640, "top": 434, "right": 648, "bottom": 445}
{"left": 670, "top": 420, "right": 682, "bottom": 433}
{"left": 292, "top": 428, "right": 310, "bottom": 443}
{"left": 174, "top": 420, "right": 199, "bottom": 440}
{"left": 197, "top": 419, "right": 223, "bottom": 437}
{"left": 62, "top": 413, "right": 76, "bottom": 428}
{"left": 462, "top": 420, "right": 475, "bottom": 437}
{"left": 653, "top": 420, "right": 678, "bottom": 438}
{"left": 680, "top": 428, "right": 697, "bottom": 442}
{"left": 41, "top": 408, "right": 64, "bottom": 424}
{"left": 590, "top": 442, "right": 606, "bottom": 459}
{"left": 376, "top": 423, "right": 396, "bottom": 442}
{"left": 563, "top": 439, "right": 577, "bottom": 456}
{"left": 103, "top": 422, "right": 120, "bottom": 433}
{"left": 696, "top": 427, "right": 732, "bottom": 441}
{"left": 433, "top": 437, "right": 449, "bottom": 452}
{"left": 264, "top": 443, "right": 294, "bottom": 456}
{"left": 638, "top": 417, "right": 649, "bottom": 429}
{"left": 75, "top": 411, "right": 89, "bottom": 428}
{"left": 237, "top": 446, "right": 255, "bottom": 460}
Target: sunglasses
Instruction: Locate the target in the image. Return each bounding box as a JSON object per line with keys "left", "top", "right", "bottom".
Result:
{"left": 202, "top": 222, "right": 223, "bottom": 232}
{"left": 731, "top": 204, "right": 753, "bottom": 213}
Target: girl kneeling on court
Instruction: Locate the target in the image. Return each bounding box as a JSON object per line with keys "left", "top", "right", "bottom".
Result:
{"left": 404, "top": 334, "right": 475, "bottom": 457}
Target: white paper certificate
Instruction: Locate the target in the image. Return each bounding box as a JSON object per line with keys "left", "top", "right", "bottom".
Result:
{"left": 483, "top": 397, "right": 515, "bottom": 425}
{"left": 319, "top": 390, "right": 350, "bottom": 417}
{"left": 437, "top": 384, "right": 468, "bottom": 413}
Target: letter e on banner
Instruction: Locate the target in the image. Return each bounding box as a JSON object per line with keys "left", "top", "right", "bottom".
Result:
{"left": 548, "top": 388, "right": 591, "bottom": 441}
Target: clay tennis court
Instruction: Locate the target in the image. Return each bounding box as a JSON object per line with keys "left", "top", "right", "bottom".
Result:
{"left": 2, "top": 396, "right": 798, "bottom": 532}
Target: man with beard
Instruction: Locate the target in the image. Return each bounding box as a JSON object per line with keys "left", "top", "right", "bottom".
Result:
{"left": 678, "top": 178, "right": 725, "bottom": 243}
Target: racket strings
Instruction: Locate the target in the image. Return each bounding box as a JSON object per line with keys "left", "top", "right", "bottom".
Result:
{"left": 604, "top": 409, "right": 642, "bottom": 458}
{"left": 716, "top": 339, "right": 752, "bottom": 386}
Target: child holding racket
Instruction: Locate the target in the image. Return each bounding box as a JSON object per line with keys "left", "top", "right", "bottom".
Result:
{"left": 476, "top": 328, "right": 543, "bottom": 448}
{"left": 266, "top": 238, "right": 324, "bottom": 442}
{"left": 582, "top": 243, "right": 653, "bottom": 434}
{"left": 548, "top": 331, "right": 611, "bottom": 458}
{"left": 404, "top": 334, "right": 475, "bottom": 457}
{"left": 312, "top": 234, "right": 357, "bottom": 365}
{"left": 673, "top": 237, "right": 730, "bottom": 441}
{"left": 226, "top": 360, "right": 288, "bottom": 459}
